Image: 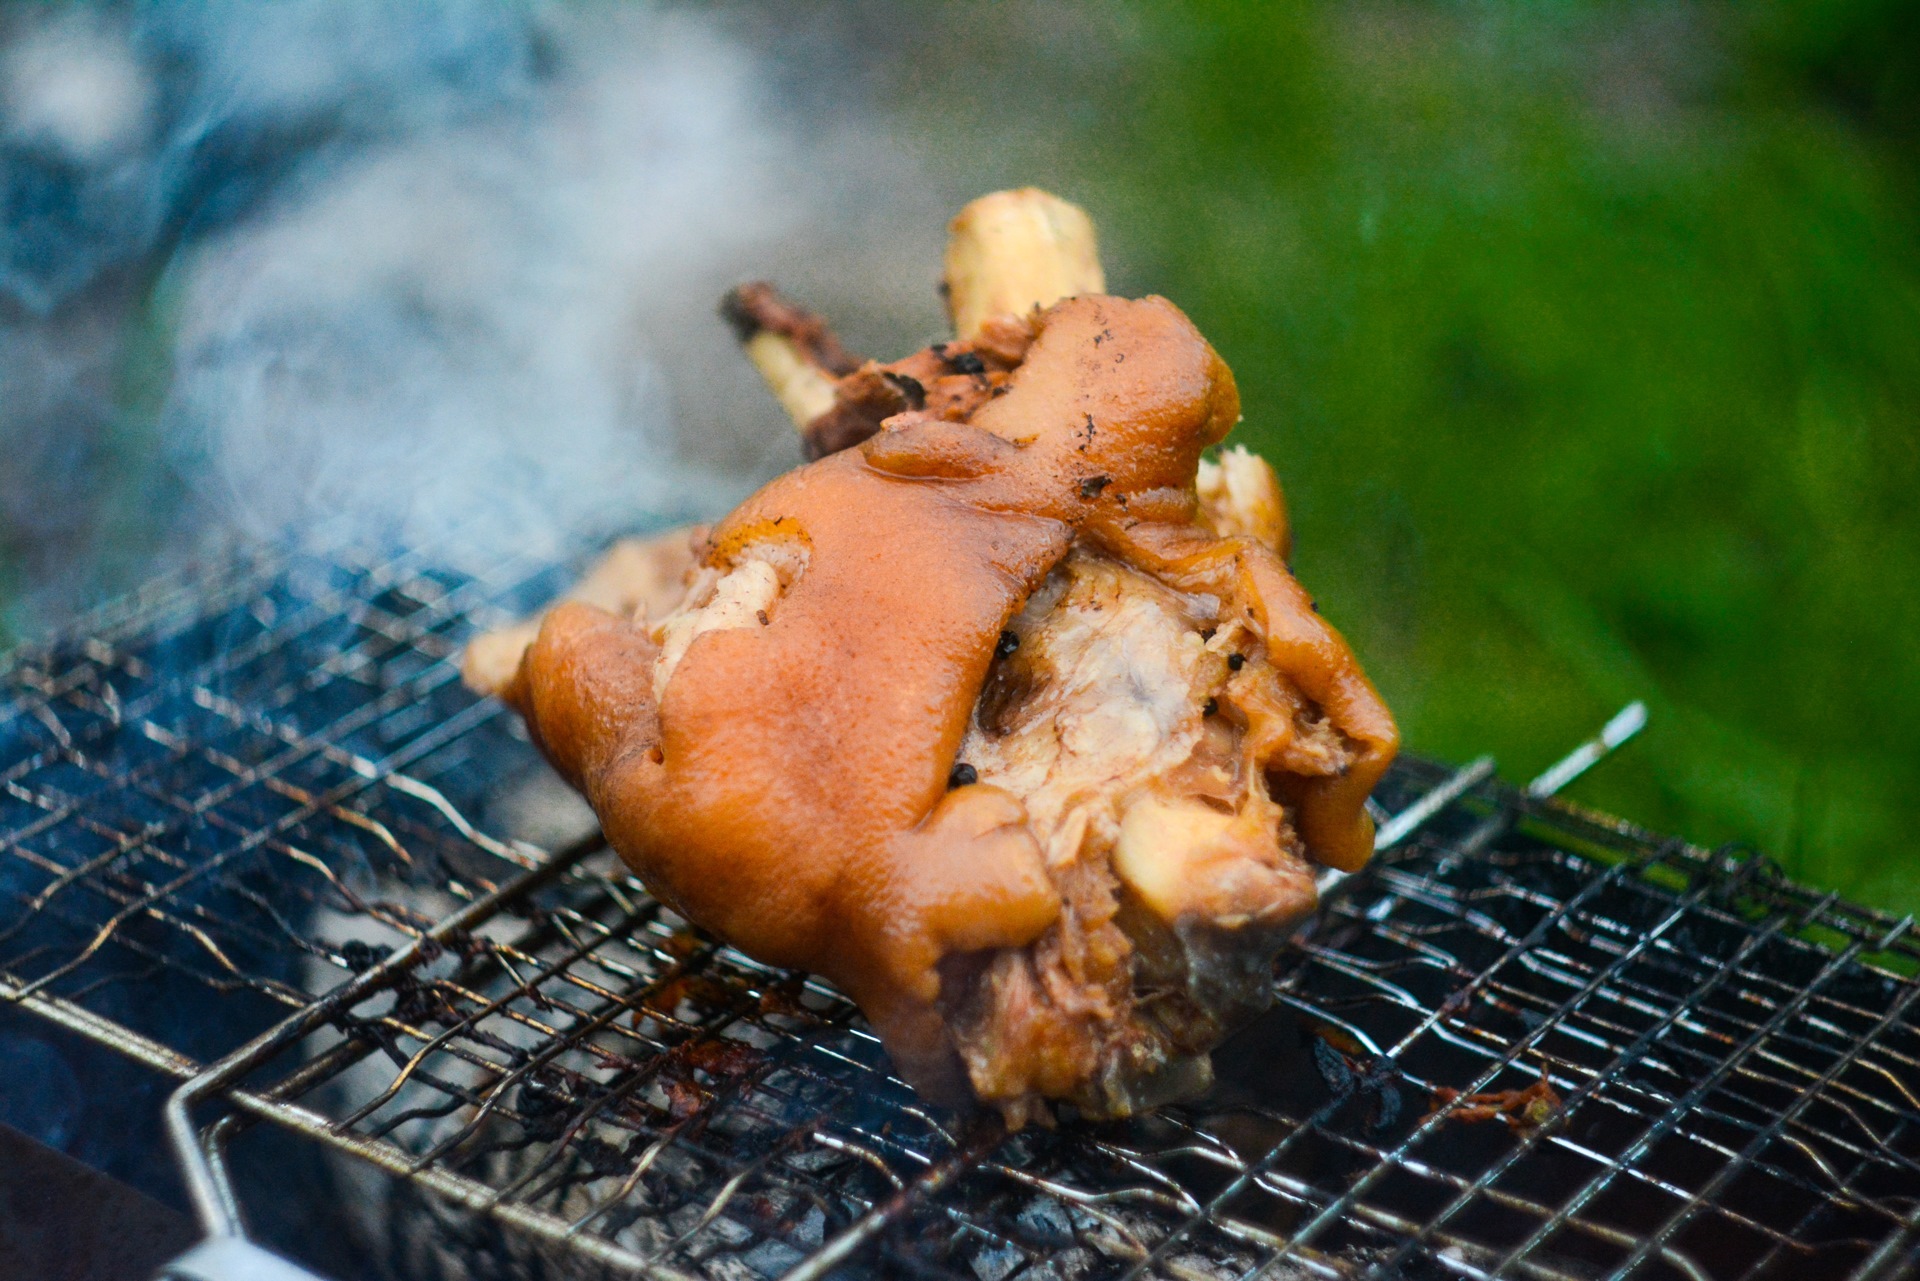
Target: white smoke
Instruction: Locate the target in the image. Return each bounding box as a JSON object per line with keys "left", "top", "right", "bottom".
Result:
{"left": 0, "top": 0, "right": 966, "bottom": 633}
{"left": 2, "top": 11, "right": 153, "bottom": 164}
{"left": 155, "top": 2, "right": 947, "bottom": 568}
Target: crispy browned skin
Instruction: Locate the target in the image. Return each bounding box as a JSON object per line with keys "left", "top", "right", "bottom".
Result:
{"left": 507, "top": 294, "right": 1397, "bottom": 1106}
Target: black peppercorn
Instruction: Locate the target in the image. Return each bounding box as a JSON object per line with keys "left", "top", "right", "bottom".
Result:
{"left": 948, "top": 763, "right": 978, "bottom": 788}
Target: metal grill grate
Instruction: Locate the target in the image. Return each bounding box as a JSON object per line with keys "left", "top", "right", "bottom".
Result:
{"left": 5, "top": 545, "right": 1920, "bottom": 1281}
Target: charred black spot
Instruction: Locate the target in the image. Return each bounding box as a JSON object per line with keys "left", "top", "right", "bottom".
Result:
{"left": 882, "top": 371, "right": 927, "bottom": 409}
{"left": 340, "top": 939, "right": 388, "bottom": 973}
{"left": 996, "top": 630, "right": 1020, "bottom": 658}
{"left": 1079, "top": 475, "right": 1112, "bottom": 499}
{"left": 516, "top": 1075, "right": 573, "bottom": 1139}
{"left": 718, "top": 287, "right": 763, "bottom": 341}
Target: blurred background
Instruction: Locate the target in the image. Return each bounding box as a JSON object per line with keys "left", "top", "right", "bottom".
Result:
{"left": 1, "top": 0, "right": 1915, "bottom": 917}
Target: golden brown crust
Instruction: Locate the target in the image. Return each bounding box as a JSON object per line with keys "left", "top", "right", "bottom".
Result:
{"left": 506, "top": 294, "right": 1398, "bottom": 1106}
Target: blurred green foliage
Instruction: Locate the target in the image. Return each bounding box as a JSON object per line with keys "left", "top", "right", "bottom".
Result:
{"left": 1043, "top": 1, "right": 1920, "bottom": 908}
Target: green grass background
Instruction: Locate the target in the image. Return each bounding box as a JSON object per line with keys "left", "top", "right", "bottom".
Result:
{"left": 1026, "top": 1, "right": 1920, "bottom": 910}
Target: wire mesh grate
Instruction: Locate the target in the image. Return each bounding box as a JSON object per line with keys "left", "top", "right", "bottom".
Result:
{"left": 0, "top": 542, "right": 571, "bottom": 1047}
{"left": 5, "top": 546, "right": 1920, "bottom": 1281}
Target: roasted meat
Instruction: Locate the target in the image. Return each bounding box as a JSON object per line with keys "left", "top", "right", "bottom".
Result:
{"left": 465, "top": 190, "right": 1397, "bottom": 1124}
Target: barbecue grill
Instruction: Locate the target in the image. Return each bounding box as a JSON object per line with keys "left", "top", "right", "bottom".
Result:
{"left": 4, "top": 537, "right": 1918, "bottom": 1281}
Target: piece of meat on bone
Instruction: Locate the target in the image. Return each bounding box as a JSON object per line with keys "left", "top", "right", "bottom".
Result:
{"left": 466, "top": 189, "right": 1397, "bottom": 1125}
{"left": 946, "top": 547, "right": 1350, "bottom": 1122}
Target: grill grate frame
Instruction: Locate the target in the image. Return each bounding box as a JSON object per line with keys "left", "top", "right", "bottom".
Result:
{"left": 4, "top": 546, "right": 1919, "bottom": 1281}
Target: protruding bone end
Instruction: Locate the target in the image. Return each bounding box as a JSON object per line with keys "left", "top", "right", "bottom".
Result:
{"left": 944, "top": 188, "right": 1104, "bottom": 341}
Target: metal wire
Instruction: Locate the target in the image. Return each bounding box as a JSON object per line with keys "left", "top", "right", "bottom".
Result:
{"left": 6, "top": 546, "right": 1920, "bottom": 1281}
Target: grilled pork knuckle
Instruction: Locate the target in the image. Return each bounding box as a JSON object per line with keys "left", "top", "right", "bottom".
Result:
{"left": 493, "top": 288, "right": 1397, "bottom": 1124}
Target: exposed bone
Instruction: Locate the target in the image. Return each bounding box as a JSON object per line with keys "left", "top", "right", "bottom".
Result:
{"left": 943, "top": 188, "right": 1105, "bottom": 341}
{"left": 719, "top": 280, "right": 863, "bottom": 375}
{"left": 742, "top": 330, "right": 839, "bottom": 428}
{"left": 1196, "top": 444, "right": 1291, "bottom": 558}
{"left": 725, "top": 189, "right": 1104, "bottom": 439}
{"left": 720, "top": 282, "right": 854, "bottom": 431}
{"left": 460, "top": 527, "right": 701, "bottom": 697}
